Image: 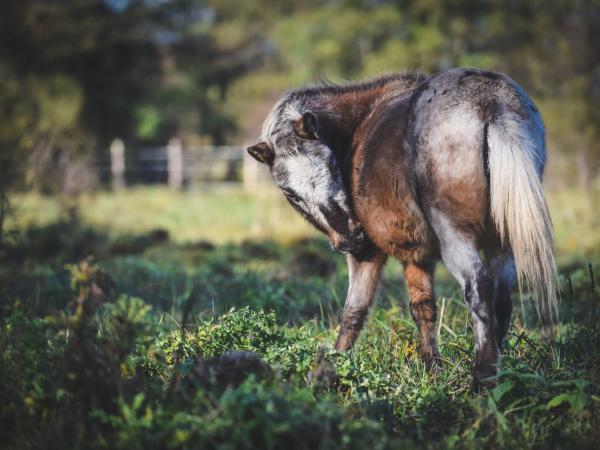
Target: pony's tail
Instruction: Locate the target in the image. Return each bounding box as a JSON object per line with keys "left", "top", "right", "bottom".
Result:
{"left": 487, "top": 113, "right": 559, "bottom": 326}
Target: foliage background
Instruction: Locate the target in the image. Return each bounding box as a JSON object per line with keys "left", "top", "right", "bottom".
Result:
{"left": 1, "top": 0, "right": 599, "bottom": 193}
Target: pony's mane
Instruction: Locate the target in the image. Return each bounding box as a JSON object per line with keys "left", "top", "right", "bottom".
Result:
{"left": 260, "top": 72, "right": 426, "bottom": 146}
{"left": 292, "top": 72, "right": 426, "bottom": 99}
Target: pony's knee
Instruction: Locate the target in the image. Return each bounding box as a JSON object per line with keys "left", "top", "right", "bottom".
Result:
{"left": 404, "top": 262, "right": 436, "bottom": 323}
{"left": 407, "top": 281, "right": 436, "bottom": 324}
{"left": 335, "top": 307, "right": 369, "bottom": 351}
{"left": 340, "top": 306, "right": 368, "bottom": 332}
{"left": 409, "top": 297, "right": 437, "bottom": 327}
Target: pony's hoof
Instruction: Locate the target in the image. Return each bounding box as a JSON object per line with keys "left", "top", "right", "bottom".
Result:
{"left": 423, "top": 353, "right": 442, "bottom": 374}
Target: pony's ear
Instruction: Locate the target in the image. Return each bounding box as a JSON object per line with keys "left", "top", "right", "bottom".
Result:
{"left": 293, "top": 111, "right": 319, "bottom": 140}
{"left": 247, "top": 141, "right": 274, "bottom": 165}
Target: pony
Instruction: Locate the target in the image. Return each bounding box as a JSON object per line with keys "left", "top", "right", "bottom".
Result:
{"left": 247, "top": 68, "right": 558, "bottom": 385}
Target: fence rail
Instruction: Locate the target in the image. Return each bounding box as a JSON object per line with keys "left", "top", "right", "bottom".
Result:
{"left": 103, "top": 141, "right": 269, "bottom": 190}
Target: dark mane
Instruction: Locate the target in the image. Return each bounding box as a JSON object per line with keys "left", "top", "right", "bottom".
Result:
{"left": 291, "top": 72, "right": 426, "bottom": 99}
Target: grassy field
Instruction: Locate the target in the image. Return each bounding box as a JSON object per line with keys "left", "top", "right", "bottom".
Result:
{"left": 1, "top": 184, "right": 599, "bottom": 449}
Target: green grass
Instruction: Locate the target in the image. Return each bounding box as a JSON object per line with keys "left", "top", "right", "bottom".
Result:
{"left": 7, "top": 182, "right": 600, "bottom": 255}
{"left": 1, "top": 185, "right": 599, "bottom": 449}
{"left": 5, "top": 185, "right": 315, "bottom": 245}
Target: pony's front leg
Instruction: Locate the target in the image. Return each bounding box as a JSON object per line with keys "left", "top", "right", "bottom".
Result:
{"left": 335, "top": 249, "right": 386, "bottom": 351}
{"left": 404, "top": 261, "right": 441, "bottom": 371}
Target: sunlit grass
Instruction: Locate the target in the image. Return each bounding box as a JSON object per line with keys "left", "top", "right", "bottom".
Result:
{"left": 7, "top": 184, "right": 316, "bottom": 245}
{"left": 7, "top": 183, "right": 600, "bottom": 258}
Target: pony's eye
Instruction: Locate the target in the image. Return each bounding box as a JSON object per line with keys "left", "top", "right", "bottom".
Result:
{"left": 283, "top": 189, "right": 301, "bottom": 203}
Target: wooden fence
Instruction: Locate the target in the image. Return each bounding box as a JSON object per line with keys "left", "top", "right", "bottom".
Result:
{"left": 101, "top": 140, "right": 269, "bottom": 190}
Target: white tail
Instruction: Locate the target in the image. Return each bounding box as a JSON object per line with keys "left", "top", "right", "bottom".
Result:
{"left": 487, "top": 114, "right": 559, "bottom": 326}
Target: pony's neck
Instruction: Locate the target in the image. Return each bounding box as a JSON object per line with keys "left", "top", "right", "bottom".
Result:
{"left": 317, "top": 87, "right": 394, "bottom": 159}
{"left": 307, "top": 75, "right": 420, "bottom": 157}
{"left": 312, "top": 81, "right": 414, "bottom": 189}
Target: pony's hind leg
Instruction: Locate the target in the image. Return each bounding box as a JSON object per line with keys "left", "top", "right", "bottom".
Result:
{"left": 428, "top": 211, "right": 499, "bottom": 384}
{"left": 404, "top": 261, "right": 441, "bottom": 371}
{"left": 485, "top": 245, "right": 516, "bottom": 349}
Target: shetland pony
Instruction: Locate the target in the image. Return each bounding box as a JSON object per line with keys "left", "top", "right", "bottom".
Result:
{"left": 247, "top": 68, "right": 557, "bottom": 384}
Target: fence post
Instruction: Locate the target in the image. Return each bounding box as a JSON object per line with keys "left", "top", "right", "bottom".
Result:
{"left": 110, "top": 138, "right": 125, "bottom": 190}
{"left": 167, "top": 138, "right": 183, "bottom": 189}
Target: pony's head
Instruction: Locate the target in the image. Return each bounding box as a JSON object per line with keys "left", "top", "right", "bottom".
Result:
{"left": 247, "top": 94, "right": 365, "bottom": 254}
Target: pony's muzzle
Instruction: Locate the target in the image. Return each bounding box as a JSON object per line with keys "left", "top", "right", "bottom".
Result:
{"left": 329, "top": 220, "right": 366, "bottom": 255}
{"left": 319, "top": 202, "right": 366, "bottom": 254}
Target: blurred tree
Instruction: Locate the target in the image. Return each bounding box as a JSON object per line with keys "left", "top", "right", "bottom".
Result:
{"left": 226, "top": 0, "right": 600, "bottom": 186}
{"left": 0, "top": 0, "right": 259, "bottom": 198}
{"left": 0, "top": 0, "right": 599, "bottom": 200}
